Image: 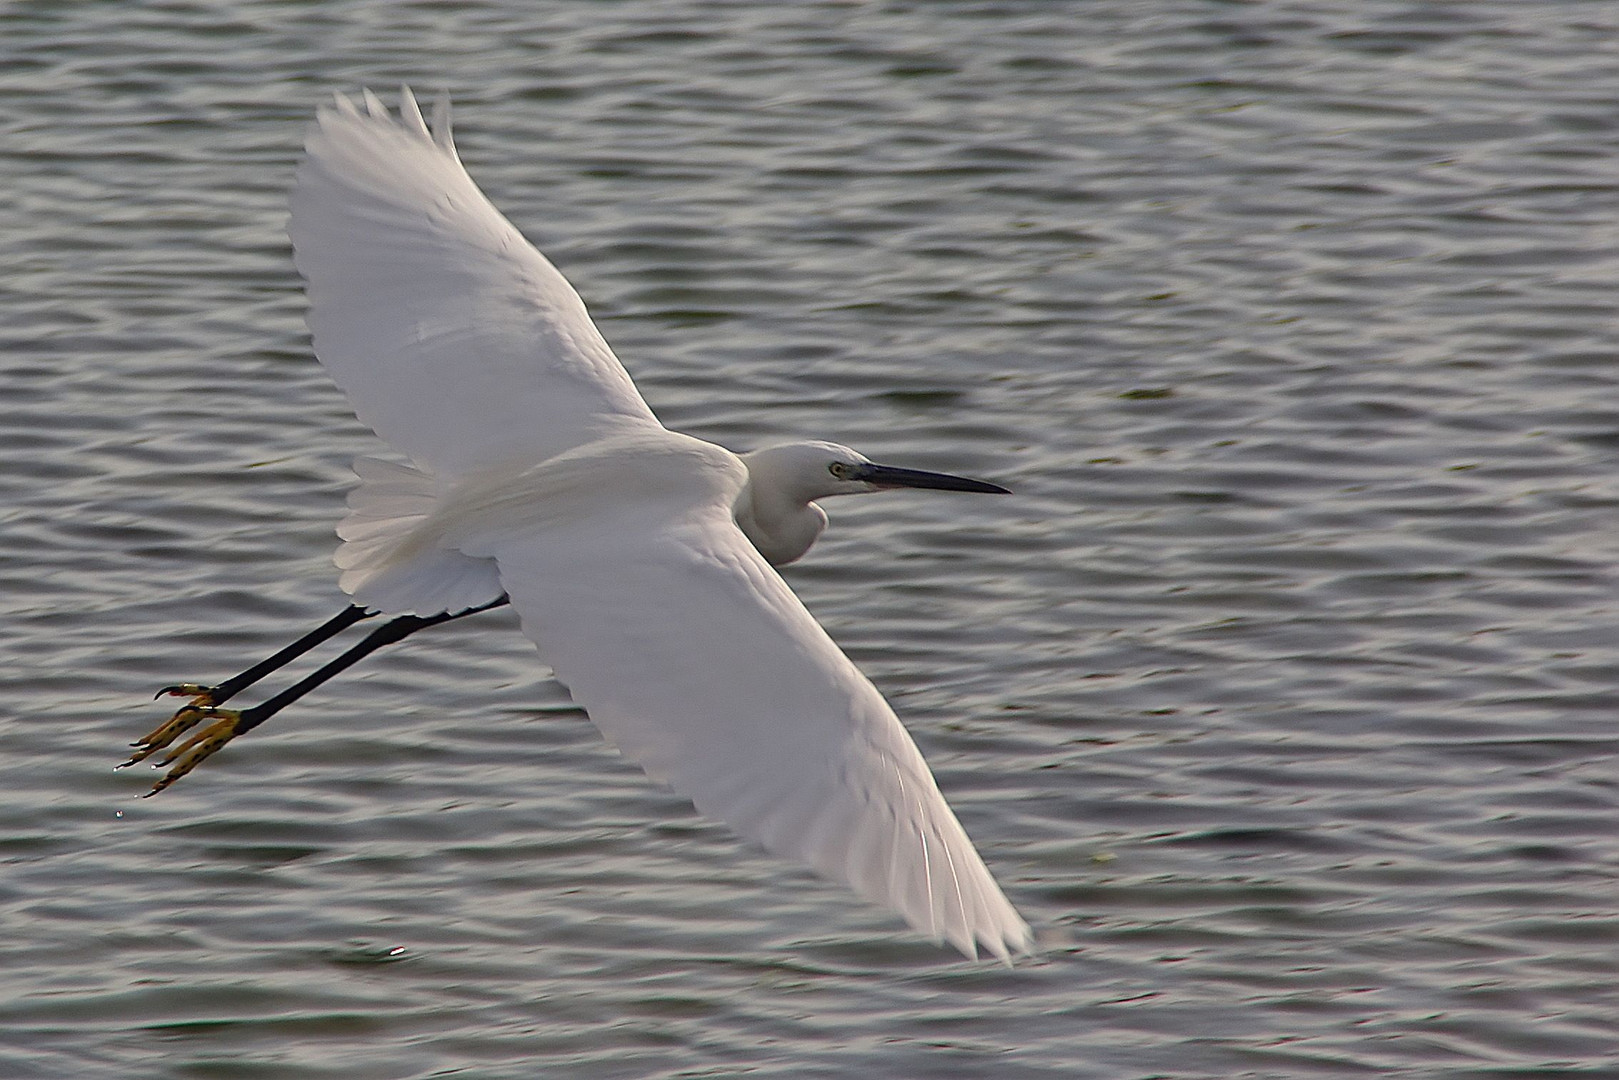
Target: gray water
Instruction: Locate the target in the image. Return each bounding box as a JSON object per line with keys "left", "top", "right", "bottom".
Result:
{"left": 2, "top": 2, "right": 1616, "bottom": 1077}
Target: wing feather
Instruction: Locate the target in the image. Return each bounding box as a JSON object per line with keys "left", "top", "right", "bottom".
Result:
{"left": 289, "top": 88, "right": 660, "bottom": 477}
{"left": 485, "top": 508, "right": 1029, "bottom": 960}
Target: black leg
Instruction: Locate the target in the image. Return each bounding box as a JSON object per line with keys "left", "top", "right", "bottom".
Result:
{"left": 130, "top": 604, "right": 380, "bottom": 769}
{"left": 157, "top": 604, "right": 377, "bottom": 707}
{"left": 128, "top": 595, "right": 511, "bottom": 796}
{"left": 237, "top": 597, "right": 508, "bottom": 738}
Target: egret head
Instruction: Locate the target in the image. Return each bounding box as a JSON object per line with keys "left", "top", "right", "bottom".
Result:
{"left": 735, "top": 441, "right": 1009, "bottom": 566}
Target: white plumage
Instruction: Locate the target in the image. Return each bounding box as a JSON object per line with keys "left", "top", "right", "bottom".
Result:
{"left": 290, "top": 88, "right": 658, "bottom": 479}
{"left": 288, "top": 87, "right": 1029, "bottom": 960}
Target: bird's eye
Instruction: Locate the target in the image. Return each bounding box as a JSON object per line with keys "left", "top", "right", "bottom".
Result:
{"left": 828, "top": 462, "right": 853, "bottom": 480}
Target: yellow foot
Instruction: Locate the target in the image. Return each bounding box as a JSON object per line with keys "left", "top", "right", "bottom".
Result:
{"left": 121, "top": 707, "right": 212, "bottom": 769}
{"left": 119, "top": 684, "right": 224, "bottom": 767}
{"left": 133, "top": 710, "right": 245, "bottom": 797}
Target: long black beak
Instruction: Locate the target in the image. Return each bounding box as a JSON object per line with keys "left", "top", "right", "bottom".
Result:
{"left": 851, "top": 462, "right": 1010, "bottom": 494}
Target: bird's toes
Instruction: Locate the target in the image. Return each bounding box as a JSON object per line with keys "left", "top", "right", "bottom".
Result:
{"left": 119, "top": 704, "right": 217, "bottom": 768}
{"left": 140, "top": 711, "right": 244, "bottom": 797}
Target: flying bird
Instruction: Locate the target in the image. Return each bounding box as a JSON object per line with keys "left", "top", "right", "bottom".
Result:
{"left": 125, "top": 88, "right": 1029, "bottom": 961}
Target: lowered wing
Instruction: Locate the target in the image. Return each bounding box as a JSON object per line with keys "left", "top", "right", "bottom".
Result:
{"left": 483, "top": 495, "right": 1029, "bottom": 960}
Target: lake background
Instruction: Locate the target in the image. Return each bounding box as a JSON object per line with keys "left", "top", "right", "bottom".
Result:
{"left": 2, "top": 2, "right": 1616, "bottom": 1077}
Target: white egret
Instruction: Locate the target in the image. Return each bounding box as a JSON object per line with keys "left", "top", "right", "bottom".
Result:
{"left": 126, "top": 88, "right": 1029, "bottom": 961}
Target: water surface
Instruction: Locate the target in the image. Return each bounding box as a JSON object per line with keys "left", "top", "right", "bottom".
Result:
{"left": 1, "top": 2, "right": 1615, "bottom": 1077}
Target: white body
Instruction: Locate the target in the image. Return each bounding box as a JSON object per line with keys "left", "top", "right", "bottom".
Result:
{"left": 289, "top": 88, "right": 1029, "bottom": 960}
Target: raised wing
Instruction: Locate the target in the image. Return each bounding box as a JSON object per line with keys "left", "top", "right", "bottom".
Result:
{"left": 485, "top": 503, "right": 1030, "bottom": 960}
{"left": 289, "top": 88, "right": 660, "bottom": 476}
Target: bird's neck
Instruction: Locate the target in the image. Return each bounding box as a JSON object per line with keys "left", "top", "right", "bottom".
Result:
{"left": 734, "top": 479, "right": 828, "bottom": 567}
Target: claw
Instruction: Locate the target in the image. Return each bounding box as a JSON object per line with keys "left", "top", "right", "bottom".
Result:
{"left": 140, "top": 710, "right": 244, "bottom": 797}
{"left": 156, "top": 683, "right": 217, "bottom": 703}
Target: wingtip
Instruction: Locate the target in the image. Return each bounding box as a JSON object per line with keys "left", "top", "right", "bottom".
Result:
{"left": 1001, "top": 923, "right": 1036, "bottom": 965}
{"left": 954, "top": 920, "right": 1033, "bottom": 965}
{"left": 431, "top": 90, "right": 455, "bottom": 154}
{"left": 398, "top": 84, "right": 430, "bottom": 138}
{"left": 310, "top": 86, "right": 453, "bottom": 158}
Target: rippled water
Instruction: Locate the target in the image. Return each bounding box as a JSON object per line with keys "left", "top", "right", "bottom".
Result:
{"left": 3, "top": 2, "right": 1616, "bottom": 1077}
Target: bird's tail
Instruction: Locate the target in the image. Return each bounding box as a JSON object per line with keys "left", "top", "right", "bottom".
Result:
{"left": 335, "top": 457, "right": 504, "bottom": 616}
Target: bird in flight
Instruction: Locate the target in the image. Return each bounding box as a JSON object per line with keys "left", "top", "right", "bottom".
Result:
{"left": 124, "top": 88, "right": 1029, "bottom": 960}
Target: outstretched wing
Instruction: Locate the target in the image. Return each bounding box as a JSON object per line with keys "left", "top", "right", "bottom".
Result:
{"left": 289, "top": 88, "right": 660, "bottom": 476}
{"left": 486, "top": 507, "right": 1030, "bottom": 960}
